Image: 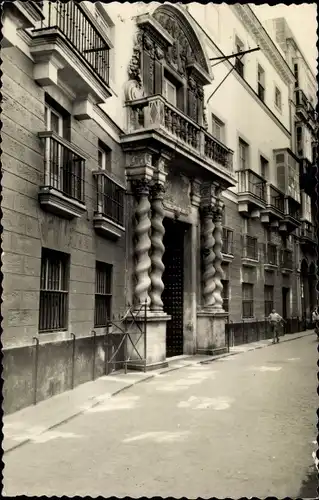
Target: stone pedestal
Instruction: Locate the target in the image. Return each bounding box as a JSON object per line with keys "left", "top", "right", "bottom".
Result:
{"left": 196, "top": 310, "right": 228, "bottom": 355}
{"left": 126, "top": 312, "right": 171, "bottom": 371}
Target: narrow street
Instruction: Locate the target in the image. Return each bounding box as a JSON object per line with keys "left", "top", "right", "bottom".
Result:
{"left": 3, "top": 335, "right": 317, "bottom": 498}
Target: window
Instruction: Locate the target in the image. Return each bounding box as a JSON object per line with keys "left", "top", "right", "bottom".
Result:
{"left": 164, "top": 78, "right": 177, "bottom": 107}
{"left": 221, "top": 280, "right": 229, "bottom": 312}
{"left": 211, "top": 114, "right": 225, "bottom": 143}
{"left": 94, "top": 262, "right": 112, "bottom": 327}
{"left": 98, "top": 140, "right": 111, "bottom": 171}
{"left": 275, "top": 86, "right": 282, "bottom": 110}
{"left": 260, "top": 156, "right": 268, "bottom": 179}
{"left": 257, "top": 65, "right": 265, "bottom": 102}
{"left": 294, "top": 63, "right": 299, "bottom": 88}
{"left": 242, "top": 283, "right": 254, "bottom": 318}
{"left": 264, "top": 285, "right": 274, "bottom": 317}
{"left": 45, "top": 104, "right": 63, "bottom": 136}
{"left": 222, "top": 228, "right": 233, "bottom": 255}
{"left": 39, "top": 249, "right": 69, "bottom": 333}
{"left": 296, "top": 126, "right": 303, "bottom": 155}
{"left": 235, "top": 37, "right": 244, "bottom": 77}
{"left": 239, "top": 138, "right": 248, "bottom": 170}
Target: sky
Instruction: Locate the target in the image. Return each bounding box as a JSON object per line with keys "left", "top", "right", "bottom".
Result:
{"left": 251, "top": 3, "right": 318, "bottom": 73}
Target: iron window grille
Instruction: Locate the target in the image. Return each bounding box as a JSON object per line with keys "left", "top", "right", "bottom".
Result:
{"left": 39, "top": 248, "right": 69, "bottom": 332}
{"left": 94, "top": 171, "right": 125, "bottom": 227}
{"left": 222, "top": 228, "right": 234, "bottom": 255}
{"left": 242, "top": 283, "right": 254, "bottom": 318}
{"left": 41, "top": 132, "right": 85, "bottom": 203}
{"left": 266, "top": 243, "right": 277, "bottom": 265}
{"left": 94, "top": 262, "right": 112, "bottom": 327}
{"left": 243, "top": 235, "right": 258, "bottom": 260}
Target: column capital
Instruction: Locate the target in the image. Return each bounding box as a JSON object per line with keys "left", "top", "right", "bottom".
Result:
{"left": 151, "top": 182, "right": 166, "bottom": 200}
{"left": 213, "top": 199, "right": 225, "bottom": 223}
{"left": 132, "top": 178, "right": 152, "bottom": 197}
{"left": 126, "top": 151, "right": 154, "bottom": 183}
{"left": 200, "top": 205, "right": 215, "bottom": 219}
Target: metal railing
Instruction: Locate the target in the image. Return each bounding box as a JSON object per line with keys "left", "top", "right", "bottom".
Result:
{"left": 93, "top": 170, "right": 125, "bottom": 227}
{"left": 126, "top": 95, "right": 234, "bottom": 172}
{"left": 222, "top": 228, "right": 234, "bottom": 255}
{"left": 285, "top": 198, "right": 301, "bottom": 221}
{"left": 237, "top": 169, "right": 266, "bottom": 202}
{"left": 39, "top": 132, "right": 85, "bottom": 203}
{"left": 301, "top": 224, "right": 316, "bottom": 241}
{"left": 242, "top": 235, "right": 258, "bottom": 260}
{"left": 37, "top": 1, "right": 110, "bottom": 85}
{"left": 225, "top": 317, "right": 303, "bottom": 347}
{"left": 266, "top": 243, "right": 277, "bottom": 265}
{"left": 268, "top": 184, "right": 285, "bottom": 213}
{"left": 280, "top": 249, "right": 293, "bottom": 270}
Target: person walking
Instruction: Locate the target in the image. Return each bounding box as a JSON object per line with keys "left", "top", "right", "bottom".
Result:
{"left": 312, "top": 307, "right": 319, "bottom": 339}
{"left": 268, "top": 309, "right": 285, "bottom": 344}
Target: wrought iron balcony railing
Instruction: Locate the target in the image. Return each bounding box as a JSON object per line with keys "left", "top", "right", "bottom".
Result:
{"left": 38, "top": 1, "right": 110, "bottom": 85}
{"left": 265, "top": 243, "right": 277, "bottom": 265}
{"left": 222, "top": 228, "right": 234, "bottom": 255}
{"left": 93, "top": 170, "right": 125, "bottom": 227}
{"left": 285, "top": 198, "right": 301, "bottom": 221}
{"left": 127, "top": 95, "right": 234, "bottom": 173}
{"left": 267, "top": 184, "right": 285, "bottom": 213}
{"left": 39, "top": 132, "right": 85, "bottom": 203}
{"left": 280, "top": 249, "right": 293, "bottom": 270}
{"left": 295, "top": 89, "right": 308, "bottom": 112}
{"left": 237, "top": 169, "right": 267, "bottom": 203}
{"left": 242, "top": 235, "right": 258, "bottom": 260}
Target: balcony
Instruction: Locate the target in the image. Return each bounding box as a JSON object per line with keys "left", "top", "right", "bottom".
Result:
{"left": 280, "top": 249, "right": 293, "bottom": 274}
{"left": 295, "top": 89, "right": 309, "bottom": 121}
{"left": 93, "top": 170, "right": 125, "bottom": 240}
{"left": 279, "top": 197, "right": 301, "bottom": 233}
{"left": 237, "top": 169, "right": 267, "bottom": 216}
{"left": 300, "top": 221, "right": 317, "bottom": 250}
{"left": 307, "top": 102, "right": 316, "bottom": 131}
{"left": 222, "top": 228, "right": 234, "bottom": 262}
{"left": 264, "top": 243, "right": 278, "bottom": 271}
{"left": 122, "top": 95, "right": 236, "bottom": 189}
{"left": 31, "top": 1, "right": 112, "bottom": 114}
{"left": 261, "top": 184, "right": 285, "bottom": 227}
{"left": 38, "top": 132, "right": 86, "bottom": 219}
{"left": 242, "top": 235, "right": 258, "bottom": 266}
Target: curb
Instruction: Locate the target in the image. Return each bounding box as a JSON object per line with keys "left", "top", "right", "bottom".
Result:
{"left": 4, "top": 330, "right": 313, "bottom": 454}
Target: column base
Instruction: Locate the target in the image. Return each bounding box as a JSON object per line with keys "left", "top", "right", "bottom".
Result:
{"left": 125, "top": 311, "right": 171, "bottom": 366}
{"left": 197, "top": 310, "right": 228, "bottom": 352}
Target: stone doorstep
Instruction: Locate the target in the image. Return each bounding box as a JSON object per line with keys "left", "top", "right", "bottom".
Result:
{"left": 3, "top": 330, "right": 313, "bottom": 454}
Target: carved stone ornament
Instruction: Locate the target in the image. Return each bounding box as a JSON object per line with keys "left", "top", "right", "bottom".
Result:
{"left": 133, "top": 179, "right": 151, "bottom": 197}
{"left": 153, "top": 7, "right": 209, "bottom": 76}
{"left": 126, "top": 30, "right": 145, "bottom": 100}
{"left": 127, "top": 152, "right": 153, "bottom": 168}
{"left": 155, "top": 46, "right": 164, "bottom": 60}
{"left": 201, "top": 205, "right": 215, "bottom": 219}
{"left": 152, "top": 182, "right": 166, "bottom": 199}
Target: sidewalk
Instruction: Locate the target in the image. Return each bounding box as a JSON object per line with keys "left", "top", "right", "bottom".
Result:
{"left": 3, "top": 329, "right": 314, "bottom": 454}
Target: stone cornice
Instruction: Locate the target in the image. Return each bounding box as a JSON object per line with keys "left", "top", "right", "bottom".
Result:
{"left": 231, "top": 5, "right": 295, "bottom": 85}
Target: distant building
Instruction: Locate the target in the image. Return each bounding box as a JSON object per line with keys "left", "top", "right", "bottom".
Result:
{"left": 2, "top": 1, "right": 317, "bottom": 414}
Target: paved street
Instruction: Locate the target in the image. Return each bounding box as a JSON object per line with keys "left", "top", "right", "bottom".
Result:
{"left": 3, "top": 334, "right": 318, "bottom": 498}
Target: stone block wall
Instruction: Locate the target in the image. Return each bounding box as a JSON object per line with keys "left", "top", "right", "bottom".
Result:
{"left": 2, "top": 45, "right": 127, "bottom": 414}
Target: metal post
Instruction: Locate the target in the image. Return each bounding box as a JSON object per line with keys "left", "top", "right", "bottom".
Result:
{"left": 70, "top": 333, "right": 76, "bottom": 390}
{"left": 33, "top": 337, "right": 39, "bottom": 406}
{"left": 104, "top": 321, "right": 109, "bottom": 376}
{"left": 144, "top": 299, "right": 147, "bottom": 372}
{"left": 92, "top": 330, "right": 96, "bottom": 381}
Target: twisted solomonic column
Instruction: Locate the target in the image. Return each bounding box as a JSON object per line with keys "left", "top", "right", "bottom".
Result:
{"left": 212, "top": 205, "right": 225, "bottom": 311}
{"left": 133, "top": 180, "right": 152, "bottom": 308}
{"left": 150, "top": 183, "right": 166, "bottom": 311}
{"left": 201, "top": 206, "right": 216, "bottom": 308}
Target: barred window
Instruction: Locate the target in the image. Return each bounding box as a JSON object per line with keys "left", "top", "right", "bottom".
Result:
{"left": 94, "top": 262, "right": 112, "bottom": 327}
{"left": 39, "top": 249, "right": 69, "bottom": 333}
{"left": 242, "top": 283, "right": 254, "bottom": 318}
{"left": 264, "top": 285, "right": 274, "bottom": 317}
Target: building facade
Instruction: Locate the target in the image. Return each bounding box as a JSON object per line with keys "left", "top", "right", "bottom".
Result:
{"left": 2, "top": 1, "right": 317, "bottom": 414}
